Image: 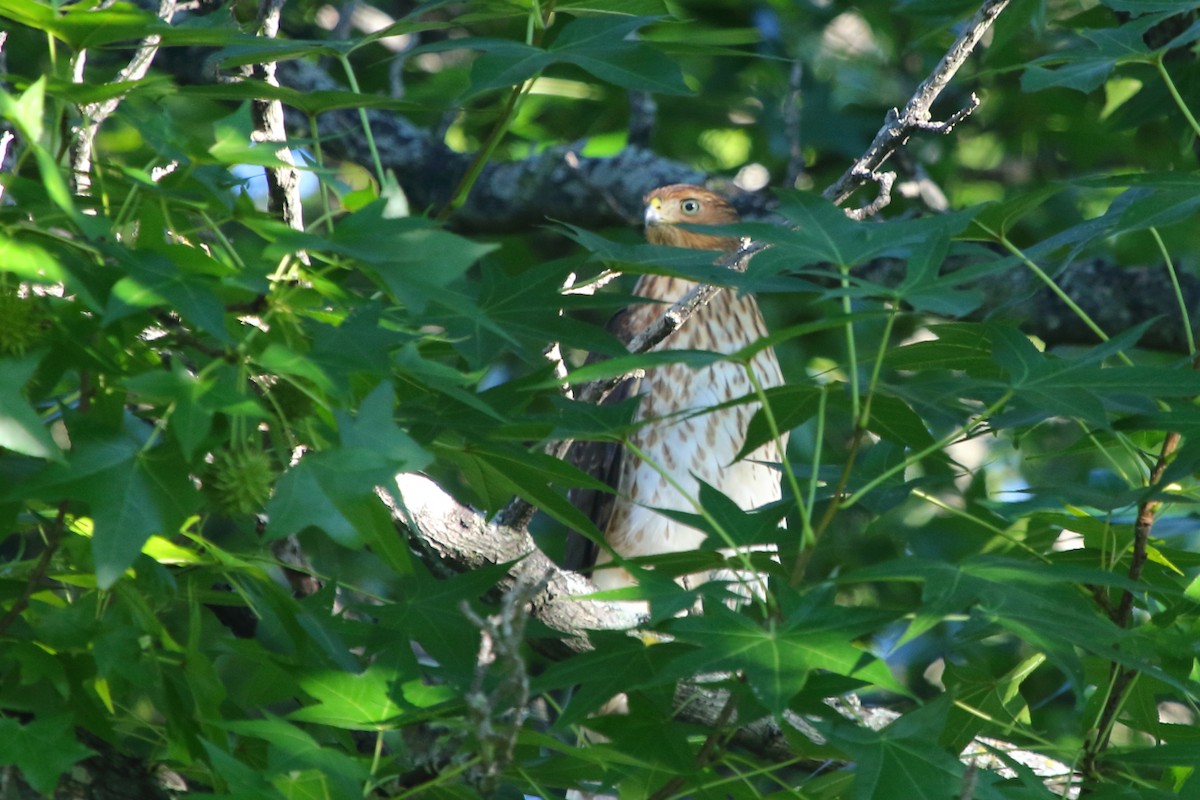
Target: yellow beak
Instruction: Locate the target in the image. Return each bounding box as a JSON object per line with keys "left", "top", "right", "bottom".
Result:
{"left": 644, "top": 196, "right": 664, "bottom": 226}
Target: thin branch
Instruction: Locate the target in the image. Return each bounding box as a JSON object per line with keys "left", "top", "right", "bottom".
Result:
{"left": 1084, "top": 418, "right": 1186, "bottom": 775}
{"left": 70, "top": 0, "right": 178, "bottom": 196}
{"left": 842, "top": 168, "right": 897, "bottom": 221}
{"left": 0, "top": 504, "right": 68, "bottom": 637}
{"left": 0, "top": 31, "right": 11, "bottom": 205}
{"left": 783, "top": 60, "right": 805, "bottom": 189}
{"left": 247, "top": 0, "right": 306, "bottom": 237}
{"left": 461, "top": 576, "right": 548, "bottom": 795}
{"left": 385, "top": 454, "right": 1077, "bottom": 791}
{"left": 822, "top": 0, "right": 1009, "bottom": 212}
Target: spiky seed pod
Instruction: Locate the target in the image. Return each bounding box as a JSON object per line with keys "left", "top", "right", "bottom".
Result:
{"left": 0, "top": 287, "right": 47, "bottom": 356}
{"left": 204, "top": 448, "right": 276, "bottom": 516}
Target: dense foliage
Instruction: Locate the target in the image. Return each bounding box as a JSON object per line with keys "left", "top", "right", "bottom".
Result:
{"left": 2, "top": 0, "right": 1200, "bottom": 797}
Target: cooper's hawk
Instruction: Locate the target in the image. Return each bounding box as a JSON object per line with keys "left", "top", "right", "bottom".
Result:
{"left": 567, "top": 184, "right": 787, "bottom": 601}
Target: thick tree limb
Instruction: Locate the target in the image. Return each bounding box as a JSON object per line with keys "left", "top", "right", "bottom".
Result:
{"left": 386, "top": 470, "right": 1077, "bottom": 794}
{"left": 381, "top": 475, "right": 641, "bottom": 659}
{"left": 276, "top": 59, "right": 773, "bottom": 230}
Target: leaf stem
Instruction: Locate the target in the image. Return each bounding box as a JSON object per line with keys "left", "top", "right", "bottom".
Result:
{"left": 840, "top": 390, "right": 1014, "bottom": 510}
{"left": 745, "top": 364, "right": 810, "bottom": 548}
{"left": 338, "top": 55, "right": 386, "bottom": 186}
{"left": 806, "top": 386, "right": 828, "bottom": 534}
{"left": 625, "top": 439, "right": 774, "bottom": 617}
{"left": 436, "top": 80, "right": 533, "bottom": 221}
{"left": 1151, "top": 225, "right": 1195, "bottom": 355}
{"left": 1156, "top": 52, "right": 1200, "bottom": 140}
{"left": 856, "top": 304, "right": 898, "bottom": 430}
{"left": 791, "top": 307, "right": 896, "bottom": 583}
{"left": 975, "top": 221, "right": 1133, "bottom": 366}
{"left": 839, "top": 263, "right": 861, "bottom": 423}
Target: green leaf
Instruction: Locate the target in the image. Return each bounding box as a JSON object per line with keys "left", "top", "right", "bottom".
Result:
{"left": 438, "top": 442, "right": 608, "bottom": 537}
{"left": 1020, "top": 14, "right": 1172, "bottom": 93}
{"left": 0, "top": 715, "right": 95, "bottom": 795}
{"left": 327, "top": 205, "right": 496, "bottom": 312}
{"left": 0, "top": 233, "right": 68, "bottom": 285}
{"left": 10, "top": 418, "right": 199, "bottom": 587}
{"left": 264, "top": 381, "right": 431, "bottom": 549}
{"left": 106, "top": 248, "right": 231, "bottom": 342}
{"left": 375, "top": 561, "right": 515, "bottom": 680}
{"left": 738, "top": 385, "right": 823, "bottom": 461}
{"left": 884, "top": 323, "right": 999, "bottom": 377}
{"left": 824, "top": 696, "right": 993, "bottom": 800}
{"left": 661, "top": 602, "right": 903, "bottom": 714}
{"left": 841, "top": 556, "right": 1184, "bottom": 697}
{"left": 256, "top": 343, "right": 338, "bottom": 397}
{"left": 289, "top": 664, "right": 407, "bottom": 729}
{"left": 221, "top": 715, "right": 369, "bottom": 794}
{"left": 468, "top": 40, "right": 553, "bottom": 95}
{"left": 558, "top": 0, "right": 670, "bottom": 15}
{"left": 123, "top": 363, "right": 222, "bottom": 460}
{"left": 1115, "top": 187, "right": 1200, "bottom": 232}
{"left": 1022, "top": 57, "right": 1118, "bottom": 93}
{"left": 553, "top": 349, "right": 725, "bottom": 388}
{"left": 653, "top": 478, "right": 788, "bottom": 550}
{"left": 553, "top": 17, "right": 689, "bottom": 95}
{"left": 939, "top": 660, "right": 1033, "bottom": 753}
{"left": 535, "top": 632, "right": 694, "bottom": 726}
{"left": 412, "top": 16, "right": 689, "bottom": 97}
{"left": 0, "top": 70, "right": 46, "bottom": 141}
{"left": 266, "top": 444, "right": 426, "bottom": 559}
{"left": 749, "top": 194, "right": 977, "bottom": 271}
{"left": 866, "top": 392, "right": 935, "bottom": 450}
{"left": 0, "top": 353, "right": 63, "bottom": 461}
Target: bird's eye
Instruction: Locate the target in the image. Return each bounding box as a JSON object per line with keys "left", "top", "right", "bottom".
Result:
{"left": 680, "top": 199, "right": 701, "bottom": 215}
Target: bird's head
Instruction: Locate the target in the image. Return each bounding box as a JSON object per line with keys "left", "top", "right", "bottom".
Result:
{"left": 643, "top": 184, "right": 740, "bottom": 252}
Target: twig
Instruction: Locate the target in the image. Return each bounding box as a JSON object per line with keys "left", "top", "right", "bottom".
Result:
{"left": 1084, "top": 420, "right": 1185, "bottom": 775}
{"left": 0, "top": 503, "right": 68, "bottom": 637}
{"left": 842, "top": 168, "right": 897, "bottom": 221}
{"left": 461, "top": 575, "right": 549, "bottom": 795}
{"left": 1115, "top": 430, "right": 1181, "bottom": 627}
{"left": 648, "top": 682, "right": 740, "bottom": 800}
{"left": 822, "top": 0, "right": 1009, "bottom": 213}
{"left": 247, "top": 0, "right": 306, "bottom": 237}
{"left": 783, "top": 60, "right": 805, "bottom": 189}
{"left": 0, "top": 31, "right": 10, "bottom": 205}
{"left": 70, "top": 0, "right": 178, "bottom": 197}
{"left": 0, "top": 130, "right": 13, "bottom": 205}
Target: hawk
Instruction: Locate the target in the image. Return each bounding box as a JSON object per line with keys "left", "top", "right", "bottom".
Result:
{"left": 567, "top": 184, "right": 787, "bottom": 602}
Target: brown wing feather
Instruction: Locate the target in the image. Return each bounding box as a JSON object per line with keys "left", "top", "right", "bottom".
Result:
{"left": 563, "top": 308, "right": 642, "bottom": 573}
{"left": 565, "top": 185, "right": 742, "bottom": 573}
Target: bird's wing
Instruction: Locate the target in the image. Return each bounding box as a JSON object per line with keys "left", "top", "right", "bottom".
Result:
{"left": 563, "top": 308, "right": 643, "bottom": 574}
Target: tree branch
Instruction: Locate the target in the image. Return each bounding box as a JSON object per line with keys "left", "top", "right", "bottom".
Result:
{"left": 385, "top": 471, "right": 1077, "bottom": 792}
{"left": 70, "top": 0, "right": 177, "bottom": 196}
{"left": 246, "top": 0, "right": 305, "bottom": 236}
{"left": 275, "top": 60, "right": 771, "bottom": 231}
{"left": 822, "top": 0, "right": 1010, "bottom": 212}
